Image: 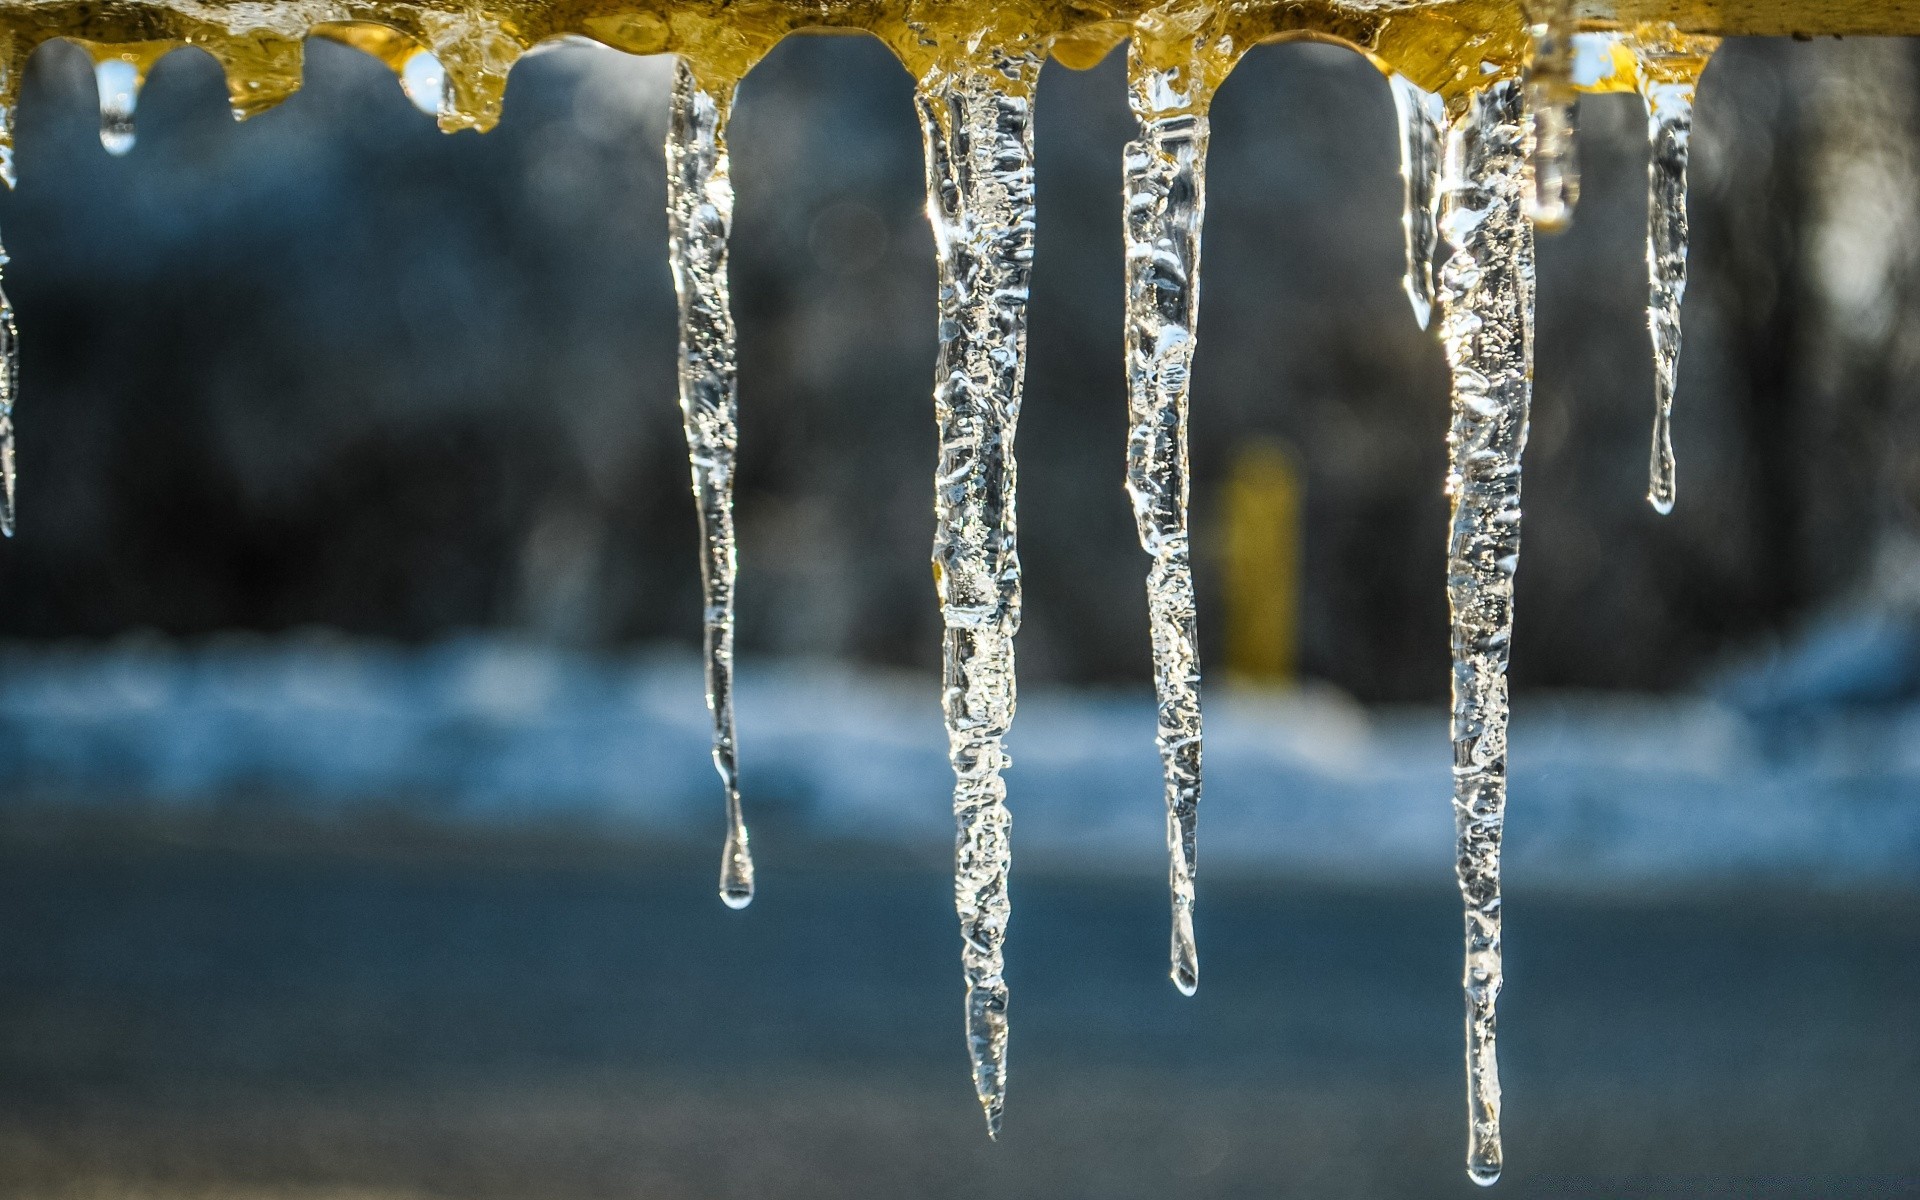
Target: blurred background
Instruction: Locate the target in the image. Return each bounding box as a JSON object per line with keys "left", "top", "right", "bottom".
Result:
{"left": 0, "top": 29, "right": 1916, "bottom": 1199}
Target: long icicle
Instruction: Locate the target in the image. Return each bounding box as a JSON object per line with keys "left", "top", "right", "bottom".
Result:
{"left": 1390, "top": 74, "right": 1447, "bottom": 331}
{"left": 915, "top": 44, "right": 1043, "bottom": 1139}
{"left": 666, "top": 58, "right": 753, "bottom": 910}
{"left": 1123, "top": 39, "right": 1210, "bottom": 997}
{"left": 1436, "top": 78, "right": 1534, "bottom": 1187}
{"left": 0, "top": 218, "right": 14, "bottom": 537}
{"left": 1634, "top": 32, "right": 1715, "bottom": 514}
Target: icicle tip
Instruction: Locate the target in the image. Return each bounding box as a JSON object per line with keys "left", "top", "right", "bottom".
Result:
{"left": 718, "top": 832, "right": 754, "bottom": 909}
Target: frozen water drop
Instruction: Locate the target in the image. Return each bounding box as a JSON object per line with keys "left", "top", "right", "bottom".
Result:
{"left": 1436, "top": 78, "right": 1533, "bottom": 1185}
{"left": 666, "top": 59, "right": 755, "bottom": 911}
{"left": 94, "top": 58, "right": 140, "bottom": 157}
{"left": 1124, "top": 46, "right": 1208, "bottom": 997}
{"left": 400, "top": 50, "right": 447, "bottom": 118}
{"left": 1389, "top": 74, "right": 1446, "bottom": 330}
{"left": 916, "top": 43, "right": 1043, "bottom": 1138}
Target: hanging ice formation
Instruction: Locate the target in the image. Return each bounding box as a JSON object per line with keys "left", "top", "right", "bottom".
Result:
{"left": 1436, "top": 78, "right": 1534, "bottom": 1187}
{"left": 0, "top": 0, "right": 1771, "bottom": 1175}
{"left": 1390, "top": 75, "right": 1446, "bottom": 330}
{"left": 91, "top": 55, "right": 141, "bottom": 155}
{"left": 1631, "top": 30, "right": 1716, "bottom": 514}
{"left": 0, "top": 219, "right": 14, "bottom": 537}
{"left": 666, "top": 57, "right": 754, "bottom": 910}
{"left": 1521, "top": 0, "right": 1579, "bottom": 230}
{"left": 1123, "top": 22, "right": 1224, "bottom": 998}
{"left": 914, "top": 41, "right": 1044, "bottom": 1137}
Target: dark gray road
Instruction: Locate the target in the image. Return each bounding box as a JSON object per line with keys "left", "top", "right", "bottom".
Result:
{"left": 0, "top": 838, "right": 1916, "bottom": 1198}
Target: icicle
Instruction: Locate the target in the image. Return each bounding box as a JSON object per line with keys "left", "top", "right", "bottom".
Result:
{"left": 1390, "top": 74, "right": 1446, "bottom": 330}
{"left": 1435, "top": 78, "right": 1534, "bottom": 1187}
{"left": 1633, "top": 32, "right": 1715, "bottom": 515}
{"left": 400, "top": 50, "right": 447, "bottom": 119}
{"left": 666, "top": 58, "right": 753, "bottom": 911}
{"left": 94, "top": 57, "right": 141, "bottom": 156}
{"left": 1124, "top": 42, "right": 1210, "bottom": 998}
{"left": 1522, "top": 0, "right": 1579, "bottom": 230}
{"left": 0, "top": 221, "right": 17, "bottom": 536}
{"left": 915, "top": 43, "right": 1044, "bottom": 1139}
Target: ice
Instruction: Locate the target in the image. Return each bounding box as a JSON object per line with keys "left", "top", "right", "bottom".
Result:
{"left": 400, "top": 50, "right": 448, "bottom": 118}
{"left": 1633, "top": 32, "right": 1716, "bottom": 514}
{"left": 915, "top": 43, "right": 1044, "bottom": 1138}
{"left": 1522, "top": 0, "right": 1579, "bottom": 230}
{"left": 1436, "top": 78, "right": 1534, "bottom": 1186}
{"left": 0, "top": 221, "right": 13, "bottom": 536}
{"left": 666, "top": 58, "right": 754, "bottom": 910}
{"left": 94, "top": 58, "right": 140, "bottom": 156}
{"left": 1123, "top": 46, "right": 1210, "bottom": 996}
{"left": 1390, "top": 74, "right": 1447, "bottom": 330}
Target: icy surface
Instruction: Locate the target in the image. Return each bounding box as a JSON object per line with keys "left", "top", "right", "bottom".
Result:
{"left": 1123, "top": 50, "right": 1208, "bottom": 998}
{"left": 915, "top": 46, "right": 1043, "bottom": 1138}
{"left": 667, "top": 59, "right": 753, "bottom": 910}
{"left": 1390, "top": 74, "right": 1446, "bottom": 330}
{"left": 93, "top": 59, "right": 140, "bottom": 156}
{"left": 1436, "top": 79, "right": 1534, "bottom": 1187}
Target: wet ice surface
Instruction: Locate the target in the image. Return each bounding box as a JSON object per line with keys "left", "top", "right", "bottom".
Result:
{"left": 666, "top": 59, "right": 754, "bottom": 910}
{"left": 915, "top": 47, "right": 1044, "bottom": 1137}
{"left": 1123, "top": 51, "right": 1208, "bottom": 998}
{"left": 1, "top": 635, "right": 1918, "bottom": 888}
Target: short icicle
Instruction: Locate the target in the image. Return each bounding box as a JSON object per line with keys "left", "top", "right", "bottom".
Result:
{"left": 94, "top": 57, "right": 141, "bottom": 156}
{"left": 1435, "top": 78, "right": 1535, "bottom": 1187}
{"left": 1633, "top": 31, "right": 1716, "bottom": 515}
{"left": 914, "top": 43, "right": 1044, "bottom": 1138}
{"left": 1124, "top": 36, "right": 1212, "bottom": 997}
{"left": 1390, "top": 74, "right": 1447, "bottom": 330}
{"left": 1521, "top": 0, "right": 1579, "bottom": 230}
{"left": 666, "top": 58, "right": 753, "bottom": 910}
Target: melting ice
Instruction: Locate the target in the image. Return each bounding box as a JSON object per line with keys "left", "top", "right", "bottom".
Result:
{"left": 666, "top": 57, "right": 755, "bottom": 909}
{"left": 915, "top": 44, "right": 1043, "bottom": 1138}
{"left": 1123, "top": 45, "right": 1210, "bottom": 997}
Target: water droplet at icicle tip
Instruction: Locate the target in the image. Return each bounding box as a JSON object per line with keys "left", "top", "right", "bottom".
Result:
{"left": 666, "top": 57, "right": 754, "bottom": 912}
{"left": 94, "top": 58, "right": 141, "bottom": 157}
{"left": 1436, "top": 77, "right": 1534, "bottom": 1189}
{"left": 1635, "top": 31, "right": 1715, "bottom": 515}
{"left": 1124, "top": 41, "right": 1211, "bottom": 999}
{"left": 916, "top": 43, "right": 1043, "bottom": 1139}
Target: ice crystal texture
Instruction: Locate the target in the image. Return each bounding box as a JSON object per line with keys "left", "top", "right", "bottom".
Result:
{"left": 1436, "top": 78, "right": 1534, "bottom": 1187}
{"left": 667, "top": 58, "right": 754, "bottom": 909}
{"left": 1123, "top": 46, "right": 1208, "bottom": 997}
{"left": 916, "top": 44, "right": 1043, "bottom": 1137}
